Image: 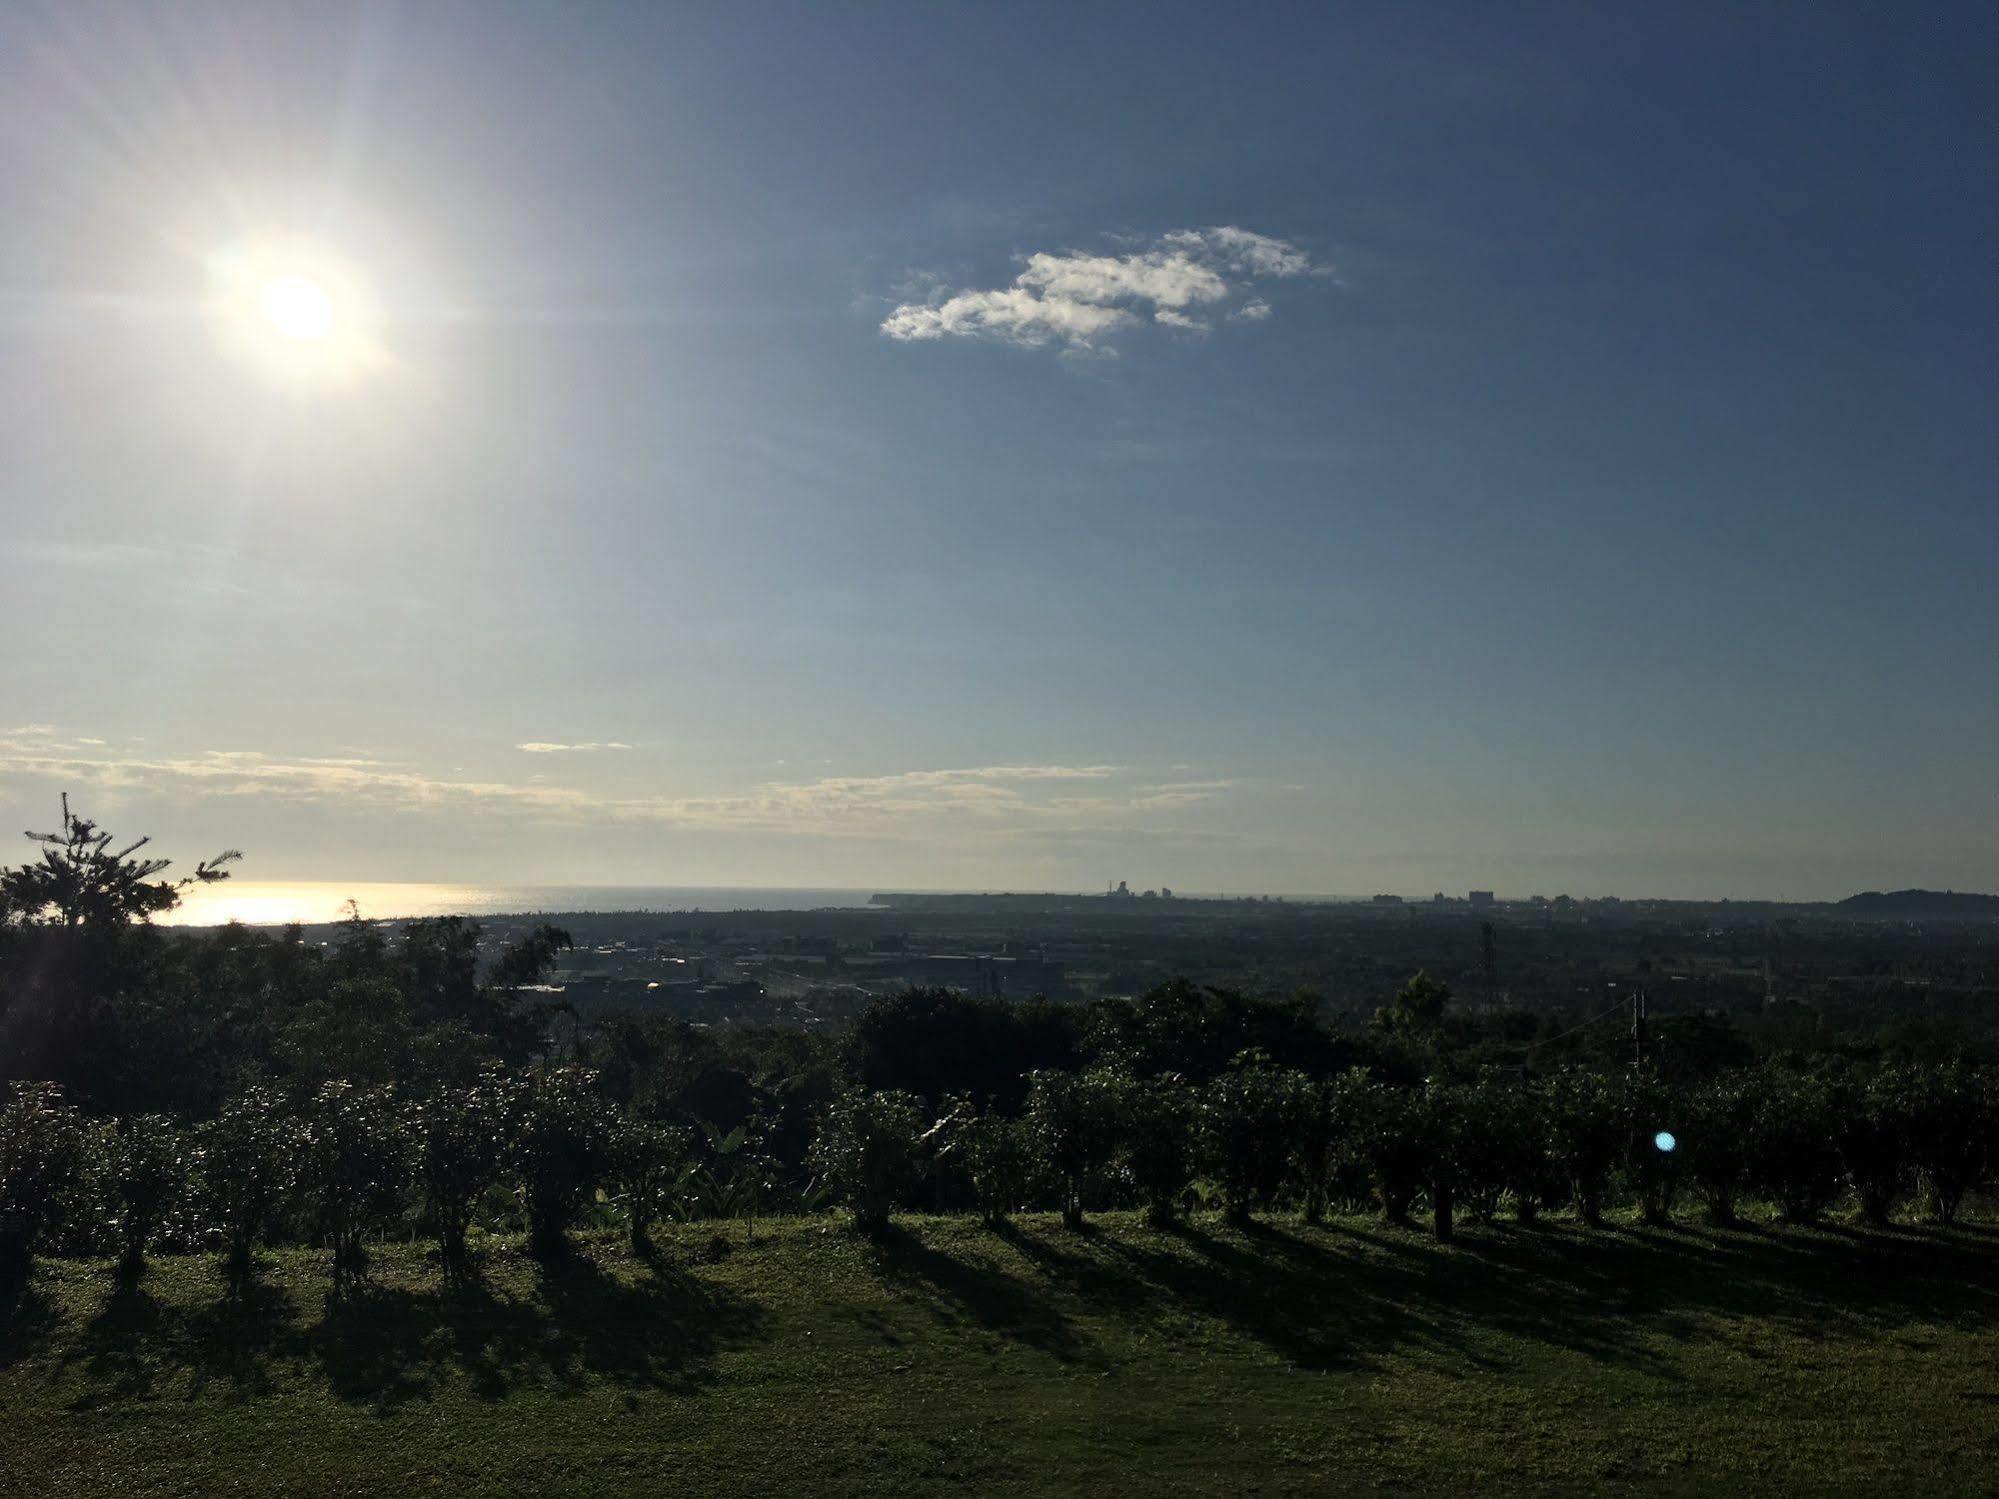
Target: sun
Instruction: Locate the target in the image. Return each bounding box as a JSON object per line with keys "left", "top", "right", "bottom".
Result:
{"left": 258, "top": 274, "right": 336, "bottom": 342}
{"left": 207, "top": 233, "right": 384, "bottom": 385}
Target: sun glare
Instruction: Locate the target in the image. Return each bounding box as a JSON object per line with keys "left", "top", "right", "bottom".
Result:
{"left": 207, "top": 234, "right": 383, "bottom": 385}
{"left": 259, "top": 274, "right": 335, "bottom": 341}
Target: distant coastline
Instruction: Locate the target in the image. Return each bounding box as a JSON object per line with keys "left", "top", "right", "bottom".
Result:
{"left": 160, "top": 882, "right": 883, "bottom": 927}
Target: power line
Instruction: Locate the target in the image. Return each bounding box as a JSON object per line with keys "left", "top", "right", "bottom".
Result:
{"left": 1524, "top": 996, "right": 1630, "bottom": 1054}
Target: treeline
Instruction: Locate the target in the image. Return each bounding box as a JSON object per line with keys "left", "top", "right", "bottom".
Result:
{"left": 2, "top": 804, "right": 1996, "bottom": 1300}
{"left": 5, "top": 1046, "right": 1997, "bottom": 1299}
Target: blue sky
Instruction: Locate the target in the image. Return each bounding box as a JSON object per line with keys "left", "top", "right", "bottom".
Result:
{"left": 1, "top": 2, "right": 1992, "bottom": 898}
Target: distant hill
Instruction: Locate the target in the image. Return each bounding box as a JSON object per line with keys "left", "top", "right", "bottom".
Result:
{"left": 1836, "top": 889, "right": 1999, "bottom": 921}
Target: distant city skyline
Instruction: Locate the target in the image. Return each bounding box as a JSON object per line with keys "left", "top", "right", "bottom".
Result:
{"left": 2, "top": 3, "right": 1992, "bottom": 902}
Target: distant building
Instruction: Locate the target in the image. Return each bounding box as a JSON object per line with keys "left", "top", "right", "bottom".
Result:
{"left": 1372, "top": 893, "right": 1404, "bottom": 905}
{"left": 1469, "top": 890, "right": 1496, "bottom": 907}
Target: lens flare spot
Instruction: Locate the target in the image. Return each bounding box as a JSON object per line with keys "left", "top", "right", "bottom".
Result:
{"left": 1654, "top": 1131, "right": 1677, "bottom": 1153}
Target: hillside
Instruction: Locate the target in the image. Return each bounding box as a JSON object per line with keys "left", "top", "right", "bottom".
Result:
{"left": 4, "top": 1211, "right": 1997, "bottom": 1495}
{"left": 1836, "top": 889, "right": 1999, "bottom": 921}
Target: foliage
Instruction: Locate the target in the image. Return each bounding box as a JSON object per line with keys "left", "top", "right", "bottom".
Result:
{"left": 849, "top": 987, "right": 1080, "bottom": 1112}
{"left": 298, "top": 1081, "right": 409, "bottom": 1286}
{"left": 1544, "top": 1069, "right": 1621, "bottom": 1227}
{"left": 1334, "top": 1069, "right": 1425, "bottom": 1226}
{"left": 1372, "top": 970, "right": 1452, "bottom": 1036}
{"left": 1023, "top": 1068, "right": 1125, "bottom": 1228}
{"left": 104, "top": 1114, "right": 191, "bottom": 1278}
{"left": 0, "top": 795, "right": 238, "bottom": 929}
{"left": 509, "top": 1066, "right": 618, "bottom": 1260}
{"left": 408, "top": 1071, "right": 513, "bottom": 1284}
{"left": 934, "top": 1102, "right": 1033, "bottom": 1228}
{"left": 1196, "top": 1054, "right": 1305, "bottom": 1226}
{"left": 1896, "top": 1061, "right": 1992, "bottom": 1226}
{"left": 687, "top": 1114, "right": 781, "bottom": 1241}
{"left": 1836, "top": 1064, "right": 1912, "bottom": 1226}
{"left": 1744, "top": 1065, "right": 1844, "bottom": 1225}
{"left": 1121, "top": 1072, "right": 1196, "bottom": 1226}
{"left": 196, "top": 1085, "right": 300, "bottom": 1286}
{"left": 609, "top": 1117, "right": 694, "bottom": 1251}
{"left": 1090, "top": 978, "right": 1337, "bottom": 1082}
{"left": 807, "top": 1089, "right": 924, "bottom": 1232}
{"left": 1680, "top": 1072, "right": 1757, "bottom": 1226}
{"left": 1617, "top": 1071, "right": 1684, "bottom": 1226}
{"left": 0, "top": 1082, "right": 93, "bottom": 1293}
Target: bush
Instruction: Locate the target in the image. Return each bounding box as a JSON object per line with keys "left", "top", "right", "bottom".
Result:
{"left": 808, "top": 1088, "right": 923, "bottom": 1232}
{"left": 197, "top": 1085, "right": 300, "bottom": 1287}
{"left": 932, "top": 1100, "right": 1031, "bottom": 1228}
{"left": 1546, "top": 1070, "right": 1620, "bottom": 1227}
{"left": 299, "top": 1080, "right": 409, "bottom": 1286}
{"left": 1336, "top": 1070, "right": 1424, "bottom": 1226}
{"left": 1837, "top": 1064, "right": 1911, "bottom": 1226}
{"left": 1680, "top": 1072, "right": 1756, "bottom": 1226}
{"left": 1453, "top": 1071, "right": 1548, "bottom": 1224}
{"left": 609, "top": 1118, "right": 694, "bottom": 1252}
{"left": 509, "top": 1066, "right": 618, "bottom": 1260}
{"left": 1618, "top": 1072, "right": 1684, "bottom": 1226}
{"left": 1746, "top": 1066, "right": 1843, "bottom": 1225}
{"left": 1122, "top": 1073, "right": 1196, "bottom": 1227}
{"left": 408, "top": 1070, "right": 513, "bottom": 1285}
{"left": 0, "top": 1082, "right": 93, "bottom": 1295}
{"left": 105, "top": 1114, "right": 191, "bottom": 1279}
{"left": 1413, "top": 1080, "right": 1475, "bottom": 1241}
{"left": 1196, "top": 1056, "right": 1304, "bottom": 1226}
{"left": 1025, "top": 1069, "right": 1124, "bottom": 1229}
{"left": 1899, "top": 1061, "right": 1991, "bottom": 1226}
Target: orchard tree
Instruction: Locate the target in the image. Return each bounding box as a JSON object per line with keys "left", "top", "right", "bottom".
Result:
{"left": 1545, "top": 1069, "right": 1621, "bottom": 1227}
{"left": 1680, "top": 1072, "right": 1757, "bottom": 1227}
{"left": 1746, "top": 1065, "right": 1844, "bottom": 1225}
{"left": 409, "top": 1071, "right": 513, "bottom": 1284}
{"left": 808, "top": 1088, "right": 923, "bottom": 1233}
{"left": 299, "top": 1081, "right": 409, "bottom": 1287}
{"left": 510, "top": 1066, "right": 619, "bottom": 1261}
{"left": 609, "top": 1118, "right": 693, "bottom": 1253}
{"left": 931, "top": 1099, "right": 1031, "bottom": 1229}
{"left": 105, "top": 1114, "right": 191, "bottom": 1281}
{"left": 1122, "top": 1072, "right": 1196, "bottom": 1228}
{"left": 1335, "top": 1070, "right": 1425, "bottom": 1227}
{"left": 0, "top": 1082, "right": 93, "bottom": 1296}
{"left": 1197, "top": 1055, "right": 1305, "bottom": 1227}
{"left": 1025, "top": 1068, "right": 1125, "bottom": 1229}
{"left": 197, "top": 1086, "right": 300, "bottom": 1289}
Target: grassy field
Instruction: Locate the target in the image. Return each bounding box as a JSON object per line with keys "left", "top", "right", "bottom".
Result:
{"left": 3, "top": 1210, "right": 1996, "bottom": 1495}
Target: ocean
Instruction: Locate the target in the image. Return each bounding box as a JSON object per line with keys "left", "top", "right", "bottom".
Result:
{"left": 160, "top": 881, "right": 884, "bottom": 927}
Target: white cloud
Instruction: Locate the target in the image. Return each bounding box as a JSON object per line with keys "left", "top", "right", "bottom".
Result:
{"left": 515, "top": 741, "right": 634, "bottom": 754}
{"left": 882, "top": 227, "right": 1320, "bottom": 351}
{"left": 879, "top": 287, "right": 1136, "bottom": 348}
{"left": 0, "top": 737, "right": 1237, "bottom": 842}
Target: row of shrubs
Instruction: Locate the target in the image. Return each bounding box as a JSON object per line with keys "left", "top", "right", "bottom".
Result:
{"left": 3, "top": 1055, "right": 1995, "bottom": 1295}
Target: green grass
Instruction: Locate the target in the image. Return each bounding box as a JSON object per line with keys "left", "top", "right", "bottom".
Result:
{"left": 4, "top": 1211, "right": 1997, "bottom": 1495}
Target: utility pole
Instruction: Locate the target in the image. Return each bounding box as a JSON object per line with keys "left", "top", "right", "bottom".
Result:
{"left": 1632, "top": 986, "right": 1648, "bottom": 1071}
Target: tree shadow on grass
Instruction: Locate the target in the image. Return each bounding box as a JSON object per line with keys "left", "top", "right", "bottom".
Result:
{"left": 0, "top": 1284, "right": 60, "bottom": 1372}
{"left": 865, "top": 1223, "right": 1098, "bottom": 1365}
{"left": 923, "top": 1212, "right": 1999, "bottom": 1381}
{"left": 47, "top": 1246, "right": 764, "bottom": 1412}
{"left": 306, "top": 1250, "right": 763, "bottom": 1409}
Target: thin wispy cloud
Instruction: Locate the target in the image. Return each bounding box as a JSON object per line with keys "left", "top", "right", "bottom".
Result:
{"left": 881, "top": 227, "right": 1322, "bottom": 350}
{"left": 0, "top": 737, "right": 1235, "bottom": 841}
{"left": 515, "top": 741, "right": 635, "bottom": 754}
